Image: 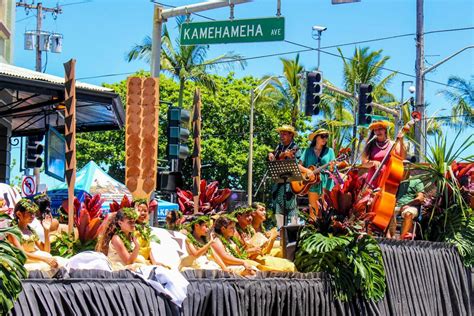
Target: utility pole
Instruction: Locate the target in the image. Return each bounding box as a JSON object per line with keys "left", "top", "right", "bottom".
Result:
{"left": 16, "top": 1, "right": 62, "bottom": 72}
{"left": 414, "top": 0, "right": 424, "bottom": 161}
{"left": 151, "top": 0, "right": 252, "bottom": 77}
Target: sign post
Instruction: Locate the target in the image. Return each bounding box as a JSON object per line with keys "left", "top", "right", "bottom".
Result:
{"left": 21, "top": 176, "right": 36, "bottom": 197}
{"left": 180, "top": 17, "right": 285, "bottom": 45}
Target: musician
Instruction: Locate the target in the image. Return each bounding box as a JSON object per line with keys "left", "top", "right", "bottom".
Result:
{"left": 268, "top": 125, "right": 301, "bottom": 228}
{"left": 387, "top": 162, "right": 425, "bottom": 239}
{"left": 299, "top": 128, "right": 335, "bottom": 219}
{"left": 361, "top": 120, "right": 406, "bottom": 188}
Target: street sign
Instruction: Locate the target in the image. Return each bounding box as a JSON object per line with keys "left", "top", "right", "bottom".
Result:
{"left": 180, "top": 17, "right": 285, "bottom": 45}
{"left": 22, "top": 176, "right": 36, "bottom": 197}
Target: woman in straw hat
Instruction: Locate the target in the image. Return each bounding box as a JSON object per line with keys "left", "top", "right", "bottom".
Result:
{"left": 361, "top": 120, "right": 406, "bottom": 188}
{"left": 269, "top": 125, "right": 301, "bottom": 228}
{"left": 299, "top": 128, "right": 335, "bottom": 218}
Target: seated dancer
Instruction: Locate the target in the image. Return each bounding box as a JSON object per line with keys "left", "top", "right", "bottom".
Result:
{"left": 134, "top": 199, "right": 167, "bottom": 267}
{"left": 96, "top": 208, "right": 147, "bottom": 270}
{"left": 387, "top": 163, "right": 425, "bottom": 239}
{"left": 234, "top": 206, "right": 295, "bottom": 272}
{"left": 166, "top": 210, "right": 184, "bottom": 231}
{"left": 250, "top": 202, "right": 282, "bottom": 257}
{"left": 211, "top": 216, "right": 258, "bottom": 276}
{"left": 299, "top": 128, "right": 336, "bottom": 219}
{"left": 7, "top": 198, "right": 67, "bottom": 273}
{"left": 180, "top": 214, "right": 227, "bottom": 271}
{"left": 30, "top": 193, "right": 61, "bottom": 242}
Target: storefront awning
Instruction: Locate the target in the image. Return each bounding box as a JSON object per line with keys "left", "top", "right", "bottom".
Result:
{"left": 0, "top": 63, "right": 125, "bottom": 136}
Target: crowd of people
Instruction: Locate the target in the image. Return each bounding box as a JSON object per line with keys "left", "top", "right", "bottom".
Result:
{"left": 2, "top": 195, "right": 294, "bottom": 276}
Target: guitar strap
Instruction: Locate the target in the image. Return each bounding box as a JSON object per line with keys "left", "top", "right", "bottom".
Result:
{"left": 274, "top": 141, "right": 297, "bottom": 160}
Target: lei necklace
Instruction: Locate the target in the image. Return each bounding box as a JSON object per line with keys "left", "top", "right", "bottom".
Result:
{"left": 218, "top": 235, "right": 248, "bottom": 259}
{"left": 187, "top": 233, "right": 206, "bottom": 248}
{"left": 136, "top": 222, "right": 151, "bottom": 243}
{"left": 116, "top": 230, "right": 134, "bottom": 252}
{"left": 236, "top": 225, "right": 255, "bottom": 238}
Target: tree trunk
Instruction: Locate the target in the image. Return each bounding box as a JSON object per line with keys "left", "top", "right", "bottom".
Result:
{"left": 178, "top": 78, "right": 185, "bottom": 108}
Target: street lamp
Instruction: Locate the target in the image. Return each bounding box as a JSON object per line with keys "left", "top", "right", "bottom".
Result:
{"left": 312, "top": 25, "right": 327, "bottom": 70}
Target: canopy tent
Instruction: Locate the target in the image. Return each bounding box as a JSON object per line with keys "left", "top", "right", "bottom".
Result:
{"left": 47, "top": 161, "right": 178, "bottom": 217}
{"left": 0, "top": 63, "right": 125, "bottom": 137}
{"left": 156, "top": 199, "right": 179, "bottom": 219}
{"left": 47, "top": 161, "right": 131, "bottom": 212}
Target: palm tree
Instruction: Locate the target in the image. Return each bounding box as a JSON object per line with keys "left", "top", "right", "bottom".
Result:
{"left": 438, "top": 76, "right": 474, "bottom": 129}
{"left": 320, "top": 47, "right": 398, "bottom": 155}
{"left": 127, "top": 17, "right": 246, "bottom": 107}
{"left": 258, "top": 54, "right": 304, "bottom": 127}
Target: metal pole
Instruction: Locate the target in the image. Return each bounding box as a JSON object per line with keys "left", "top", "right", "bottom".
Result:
{"left": 414, "top": 0, "right": 425, "bottom": 161}
{"left": 248, "top": 90, "right": 254, "bottom": 206}
{"left": 151, "top": 5, "right": 163, "bottom": 78}
{"left": 161, "top": 0, "right": 252, "bottom": 19}
{"left": 317, "top": 31, "right": 321, "bottom": 70}
{"left": 36, "top": 3, "right": 43, "bottom": 72}
{"left": 324, "top": 84, "right": 399, "bottom": 117}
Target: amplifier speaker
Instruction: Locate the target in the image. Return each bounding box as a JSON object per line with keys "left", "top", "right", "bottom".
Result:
{"left": 281, "top": 225, "right": 302, "bottom": 261}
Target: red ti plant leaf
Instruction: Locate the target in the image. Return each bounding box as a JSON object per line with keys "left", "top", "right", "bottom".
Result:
{"left": 120, "top": 195, "right": 131, "bottom": 208}
{"left": 77, "top": 209, "right": 90, "bottom": 244}
{"left": 85, "top": 217, "right": 103, "bottom": 241}
{"left": 109, "top": 201, "right": 120, "bottom": 213}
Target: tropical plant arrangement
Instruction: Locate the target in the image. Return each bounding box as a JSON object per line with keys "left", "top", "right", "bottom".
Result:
{"left": 177, "top": 180, "right": 231, "bottom": 215}
{"left": 295, "top": 169, "right": 387, "bottom": 301}
{"left": 414, "top": 132, "right": 474, "bottom": 267}
{"left": 0, "top": 214, "right": 27, "bottom": 314}
{"left": 51, "top": 194, "right": 107, "bottom": 258}
{"left": 109, "top": 195, "right": 132, "bottom": 213}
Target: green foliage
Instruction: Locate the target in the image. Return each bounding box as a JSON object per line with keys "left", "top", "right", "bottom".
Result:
{"left": 0, "top": 214, "right": 28, "bottom": 314}
{"left": 438, "top": 75, "right": 474, "bottom": 129}
{"left": 50, "top": 232, "right": 97, "bottom": 259}
{"left": 415, "top": 131, "right": 474, "bottom": 266}
{"left": 295, "top": 228, "right": 386, "bottom": 301}
{"left": 77, "top": 71, "right": 303, "bottom": 191}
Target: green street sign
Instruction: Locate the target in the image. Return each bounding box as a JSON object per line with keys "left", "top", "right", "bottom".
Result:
{"left": 180, "top": 17, "right": 285, "bottom": 45}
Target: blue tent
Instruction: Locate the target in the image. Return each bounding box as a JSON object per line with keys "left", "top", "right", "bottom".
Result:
{"left": 47, "top": 161, "right": 178, "bottom": 217}
{"left": 47, "top": 161, "right": 132, "bottom": 214}
{"left": 156, "top": 199, "right": 179, "bottom": 219}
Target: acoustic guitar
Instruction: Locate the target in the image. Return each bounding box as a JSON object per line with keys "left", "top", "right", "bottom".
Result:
{"left": 290, "top": 154, "right": 347, "bottom": 196}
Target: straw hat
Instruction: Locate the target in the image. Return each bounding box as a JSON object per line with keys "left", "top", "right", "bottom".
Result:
{"left": 308, "top": 128, "right": 330, "bottom": 141}
{"left": 275, "top": 125, "right": 297, "bottom": 136}
{"left": 368, "top": 120, "right": 393, "bottom": 131}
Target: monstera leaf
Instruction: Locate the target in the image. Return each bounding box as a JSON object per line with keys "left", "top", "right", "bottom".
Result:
{"left": 0, "top": 214, "right": 28, "bottom": 314}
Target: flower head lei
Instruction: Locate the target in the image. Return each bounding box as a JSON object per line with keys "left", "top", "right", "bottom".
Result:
{"left": 17, "top": 199, "right": 39, "bottom": 214}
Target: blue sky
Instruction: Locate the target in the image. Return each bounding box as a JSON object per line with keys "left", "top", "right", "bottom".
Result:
{"left": 10, "top": 0, "right": 474, "bottom": 188}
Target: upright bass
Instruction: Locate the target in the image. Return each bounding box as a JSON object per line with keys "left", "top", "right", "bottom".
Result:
{"left": 363, "top": 112, "right": 421, "bottom": 231}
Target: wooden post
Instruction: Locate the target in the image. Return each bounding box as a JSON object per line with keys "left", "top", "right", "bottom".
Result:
{"left": 64, "top": 59, "right": 77, "bottom": 235}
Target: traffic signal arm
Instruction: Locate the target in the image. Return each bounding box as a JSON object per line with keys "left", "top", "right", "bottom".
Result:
{"left": 323, "top": 84, "right": 398, "bottom": 117}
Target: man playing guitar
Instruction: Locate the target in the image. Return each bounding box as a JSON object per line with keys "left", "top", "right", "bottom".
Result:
{"left": 268, "top": 125, "right": 301, "bottom": 228}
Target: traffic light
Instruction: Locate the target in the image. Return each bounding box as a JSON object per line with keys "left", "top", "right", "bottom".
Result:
{"left": 305, "top": 71, "right": 323, "bottom": 116}
{"left": 26, "top": 134, "right": 44, "bottom": 168}
{"left": 357, "top": 83, "right": 373, "bottom": 126}
{"left": 167, "top": 107, "right": 190, "bottom": 160}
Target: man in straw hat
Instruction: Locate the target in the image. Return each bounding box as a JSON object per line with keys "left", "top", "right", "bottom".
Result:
{"left": 268, "top": 125, "right": 301, "bottom": 228}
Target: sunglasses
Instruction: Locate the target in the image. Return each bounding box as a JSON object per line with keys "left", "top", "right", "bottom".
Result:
{"left": 319, "top": 134, "right": 329, "bottom": 139}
